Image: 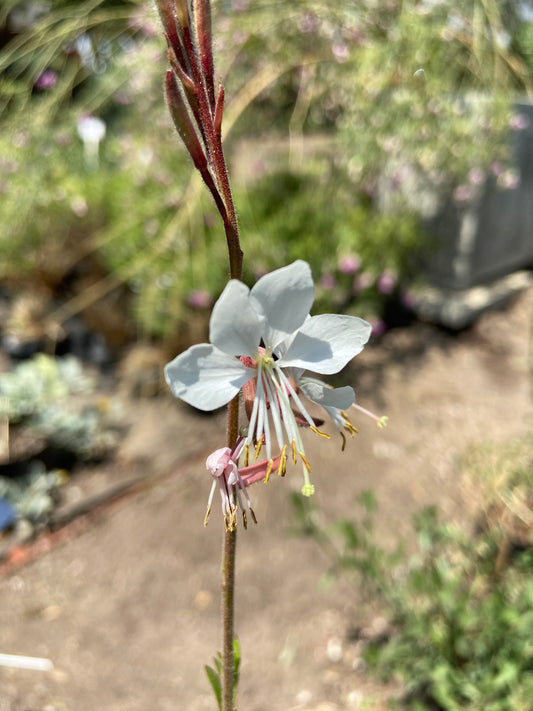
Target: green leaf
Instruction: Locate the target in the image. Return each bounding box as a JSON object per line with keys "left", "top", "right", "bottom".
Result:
{"left": 205, "top": 664, "right": 222, "bottom": 711}
{"left": 233, "top": 637, "right": 241, "bottom": 702}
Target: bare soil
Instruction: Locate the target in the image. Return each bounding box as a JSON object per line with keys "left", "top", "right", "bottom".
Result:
{"left": 0, "top": 288, "right": 532, "bottom": 711}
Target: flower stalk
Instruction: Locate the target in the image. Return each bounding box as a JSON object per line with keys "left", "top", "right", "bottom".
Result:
{"left": 156, "top": 1, "right": 242, "bottom": 707}
{"left": 157, "top": 0, "right": 242, "bottom": 280}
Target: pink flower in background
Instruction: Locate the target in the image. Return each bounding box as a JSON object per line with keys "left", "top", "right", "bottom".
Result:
{"left": 186, "top": 290, "right": 211, "bottom": 309}
{"left": 377, "top": 270, "right": 397, "bottom": 295}
{"left": 401, "top": 291, "right": 416, "bottom": 310}
{"left": 468, "top": 168, "right": 485, "bottom": 186}
{"left": 509, "top": 114, "right": 530, "bottom": 131}
{"left": 498, "top": 169, "right": 521, "bottom": 190}
{"left": 338, "top": 254, "right": 361, "bottom": 275}
{"left": 34, "top": 70, "right": 57, "bottom": 90}
{"left": 369, "top": 318, "right": 387, "bottom": 337}
{"left": 332, "top": 42, "right": 349, "bottom": 62}
{"left": 319, "top": 273, "right": 337, "bottom": 291}
{"left": 490, "top": 161, "right": 503, "bottom": 177}
{"left": 300, "top": 13, "right": 318, "bottom": 33}
{"left": 454, "top": 184, "right": 473, "bottom": 202}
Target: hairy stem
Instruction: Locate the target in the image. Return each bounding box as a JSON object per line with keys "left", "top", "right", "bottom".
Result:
{"left": 221, "top": 525, "right": 237, "bottom": 711}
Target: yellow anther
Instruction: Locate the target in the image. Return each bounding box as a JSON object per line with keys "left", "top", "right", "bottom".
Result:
{"left": 264, "top": 458, "right": 274, "bottom": 484}
{"left": 244, "top": 443, "right": 249, "bottom": 467}
{"left": 242, "top": 510, "right": 248, "bottom": 530}
{"left": 340, "top": 431, "right": 347, "bottom": 452}
{"left": 291, "top": 439, "right": 297, "bottom": 464}
{"left": 277, "top": 445, "right": 287, "bottom": 477}
{"left": 378, "top": 416, "right": 389, "bottom": 429}
{"left": 299, "top": 451, "right": 311, "bottom": 473}
{"left": 310, "top": 425, "right": 330, "bottom": 440}
{"left": 254, "top": 439, "right": 262, "bottom": 461}
{"left": 341, "top": 411, "right": 358, "bottom": 436}
{"left": 204, "top": 504, "right": 212, "bottom": 527}
{"left": 250, "top": 508, "right": 258, "bottom": 524}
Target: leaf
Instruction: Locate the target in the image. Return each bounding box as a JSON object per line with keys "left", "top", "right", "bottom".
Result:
{"left": 233, "top": 637, "right": 241, "bottom": 699}
{"left": 204, "top": 664, "right": 222, "bottom": 711}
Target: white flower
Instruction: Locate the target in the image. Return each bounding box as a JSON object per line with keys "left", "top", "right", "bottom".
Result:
{"left": 289, "top": 370, "right": 359, "bottom": 449}
{"left": 165, "top": 260, "right": 372, "bottom": 495}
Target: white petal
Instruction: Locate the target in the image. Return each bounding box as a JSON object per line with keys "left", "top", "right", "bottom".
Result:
{"left": 300, "top": 380, "right": 355, "bottom": 410}
{"left": 280, "top": 314, "right": 371, "bottom": 374}
{"left": 209, "top": 280, "right": 264, "bottom": 357}
{"left": 164, "top": 344, "right": 253, "bottom": 410}
{"left": 249, "top": 261, "right": 314, "bottom": 350}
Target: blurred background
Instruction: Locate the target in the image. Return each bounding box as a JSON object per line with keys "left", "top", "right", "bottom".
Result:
{"left": 1, "top": 2, "right": 533, "bottom": 710}
{"left": 1, "top": 0, "right": 532, "bottom": 350}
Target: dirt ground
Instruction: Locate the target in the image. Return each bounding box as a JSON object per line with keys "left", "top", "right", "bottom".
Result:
{"left": 0, "top": 287, "right": 532, "bottom": 711}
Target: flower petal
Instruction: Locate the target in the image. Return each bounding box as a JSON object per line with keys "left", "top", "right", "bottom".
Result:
{"left": 280, "top": 314, "right": 371, "bottom": 374}
{"left": 249, "top": 260, "right": 314, "bottom": 350}
{"left": 209, "top": 280, "right": 264, "bottom": 356}
{"left": 164, "top": 344, "right": 253, "bottom": 410}
{"left": 300, "top": 380, "right": 355, "bottom": 410}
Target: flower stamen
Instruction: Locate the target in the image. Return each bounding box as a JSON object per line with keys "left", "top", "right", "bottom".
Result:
{"left": 264, "top": 458, "right": 274, "bottom": 484}
{"left": 341, "top": 411, "right": 358, "bottom": 436}
{"left": 277, "top": 444, "right": 287, "bottom": 476}
{"left": 299, "top": 451, "right": 311, "bottom": 473}
{"left": 310, "top": 425, "right": 330, "bottom": 439}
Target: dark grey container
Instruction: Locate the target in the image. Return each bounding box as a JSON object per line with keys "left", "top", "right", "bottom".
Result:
{"left": 425, "top": 100, "right": 533, "bottom": 290}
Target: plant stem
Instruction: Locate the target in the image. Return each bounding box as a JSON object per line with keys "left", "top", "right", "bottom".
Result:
{"left": 220, "top": 153, "right": 242, "bottom": 711}
{"left": 221, "top": 525, "right": 237, "bottom": 711}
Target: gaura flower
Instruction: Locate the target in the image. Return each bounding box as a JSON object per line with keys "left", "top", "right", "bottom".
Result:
{"left": 205, "top": 437, "right": 279, "bottom": 530}
{"left": 289, "top": 369, "right": 388, "bottom": 449}
{"left": 165, "top": 260, "right": 372, "bottom": 496}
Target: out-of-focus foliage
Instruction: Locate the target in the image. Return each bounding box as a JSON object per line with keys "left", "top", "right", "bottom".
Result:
{"left": 1, "top": 354, "right": 119, "bottom": 458}
{"left": 0, "top": 464, "right": 66, "bottom": 523}
{"left": 0, "top": 0, "right": 532, "bottom": 339}
{"left": 291, "top": 454, "right": 533, "bottom": 710}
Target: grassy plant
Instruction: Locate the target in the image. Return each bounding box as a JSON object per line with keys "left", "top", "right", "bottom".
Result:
{"left": 1, "top": 1, "right": 532, "bottom": 341}
{"left": 291, "top": 438, "right": 533, "bottom": 710}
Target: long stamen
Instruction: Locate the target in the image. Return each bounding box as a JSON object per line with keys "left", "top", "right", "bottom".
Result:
{"left": 246, "top": 359, "right": 263, "bottom": 451}
{"left": 269, "top": 366, "right": 303, "bottom": 453}
{"left": 276, "top": 366, "right": 316, "bottom": 428}
{"left": 235, "top": 472, "right": 257, "bottom": 520}
{"left": 299, "top": 451, "right": 311, "bottom": 472}
{"left": 291, "top": 439, "right": 297, "bottom": 464}
{"left": 205, "top": 479, "right": 217, "bottom": 524}
{"left": 341, "top": 411, "right": 358, "bottom": 435}
{"left": 260, "top": 377, "right": 273, "bottom": 460}
{"left": 351, "top": 402, "right": 388, "bottom": 427}
{"left": 310, "top": 425, "right": 330, "bottom": 439}
{"left": 264, "top": 458, "right": 274, "bottom": 483}
{"left": 262, "top": 372, "right": 285, "bottom": 451}
{"left": 254, "top": 373, "right": 267, "bottom": 460}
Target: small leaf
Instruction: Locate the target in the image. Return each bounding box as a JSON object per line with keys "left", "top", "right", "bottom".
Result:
{"left": 233, "top": 637, "right": 241, "bottom": 679}
{"left": 204, "top": 664, "right": 222, "bottom": 711}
